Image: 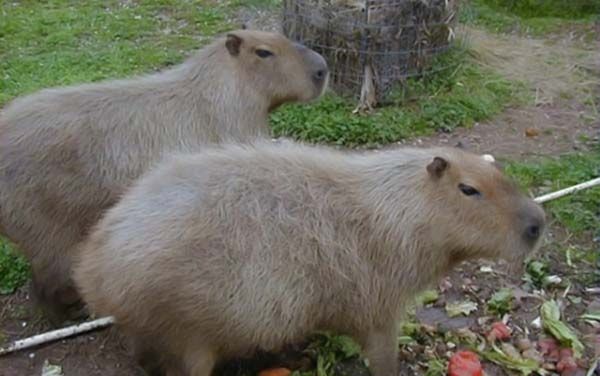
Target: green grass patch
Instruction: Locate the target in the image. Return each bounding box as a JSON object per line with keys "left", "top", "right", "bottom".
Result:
{"left": 271, "top": 48, "right": 528, "bottom": 148}
{"left": 505, "top": 149, "right": 600, "bottom": 234}
{"left": 460, "top": 0, "right": 600, "bottom": 35}
{"left": 480, "top": 0, "right": 600, "bottom": 20}
{"left": 0, "top": 238, "right": 30, "bottom": 295}
{"left": 0, "top": 0, "right": 236, "bottom": 106}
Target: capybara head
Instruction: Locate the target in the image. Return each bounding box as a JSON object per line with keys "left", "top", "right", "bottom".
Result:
{"left": 222, "top": 29, "right": 329, "bottom": 109}
{"left": 422, "top": 148, "right": 546, "bottom": 268}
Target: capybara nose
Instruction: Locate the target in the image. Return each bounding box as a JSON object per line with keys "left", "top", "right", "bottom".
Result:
{"left": 523, "top": 215, "right": 544, "bottom": 243}
{"left": 313, "top": 68, "right": 328, "bottom": 83}
{"left": 525, "top": 223, "right": 540, "bottom": 240}
{"left": 294, "top": 42, "right": 329, "bottom": 86}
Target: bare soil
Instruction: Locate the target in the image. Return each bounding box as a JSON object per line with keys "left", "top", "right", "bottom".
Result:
{"left": 1, "top": 17, "right": 599, "bottom": 376}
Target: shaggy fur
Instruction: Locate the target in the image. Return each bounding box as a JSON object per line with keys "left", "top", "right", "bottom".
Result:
{"left": 73, "top": 141, "right": 546, "bottom": 376}
{"left": 0, "top": 29, "right": 328, "bottom": 325}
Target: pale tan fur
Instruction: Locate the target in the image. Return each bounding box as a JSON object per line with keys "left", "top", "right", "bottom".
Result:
{"left": 73, "top": 141, "right": 546, "bottom": 376}
{"left": 0, "top": 30, "right": 328, "bottom": 325}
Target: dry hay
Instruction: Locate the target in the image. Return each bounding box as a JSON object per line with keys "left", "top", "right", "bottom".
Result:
{"left": 464, "top": 25, "right": 600, "bottom": 107}
{"left": 282, "top": 0, "right": 460, "bottom": 111}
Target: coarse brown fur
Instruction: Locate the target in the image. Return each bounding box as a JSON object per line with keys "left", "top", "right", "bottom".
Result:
{"left": 73, "top": 141, "right": 546, "bottom": 376}
{"left": 0, "top": 29, "right": 328, "bottom": 325}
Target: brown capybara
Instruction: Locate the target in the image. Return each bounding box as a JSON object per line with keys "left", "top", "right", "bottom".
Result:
{"left": 73, "top": 141, "right": 546, "bottom": 376}
{"left": 0, "top": 29, "right": 328, "bottom": 325}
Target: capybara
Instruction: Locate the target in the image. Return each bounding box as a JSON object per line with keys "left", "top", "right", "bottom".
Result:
{"left": 0, "top": 29, "right": 328, "bottom": 325}
{"left": 73, "top": 141, "right": 546, "bottom": 376}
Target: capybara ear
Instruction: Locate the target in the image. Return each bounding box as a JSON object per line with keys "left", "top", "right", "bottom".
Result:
{"left": 226, "top": 33, "right": 243, "bottom": 56}
{"left": 426, "top": 156, "right": 449, "bottom": 179}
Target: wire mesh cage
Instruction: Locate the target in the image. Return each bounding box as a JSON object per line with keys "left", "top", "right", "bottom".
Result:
{"left": 282, "top": 0, "right": 459, "bottom": 110}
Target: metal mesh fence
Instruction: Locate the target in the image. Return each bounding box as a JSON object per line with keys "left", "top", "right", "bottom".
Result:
{"left": 281, "top": 0, "right": 460, "bottom": 107}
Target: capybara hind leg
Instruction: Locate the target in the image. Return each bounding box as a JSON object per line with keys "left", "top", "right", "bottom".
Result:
{"left": 362, "top": 327, "right": 399, "bottom": 376}
{"left": 132, "top": 338, "right": 172, "bottom": 376}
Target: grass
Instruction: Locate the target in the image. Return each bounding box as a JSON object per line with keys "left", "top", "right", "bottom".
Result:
{"left": 460, "top": 0, "right": 600, "bottom": 36}
{"left": 0, "top": 239, "right": 30, "bottom": 295}
{"left": 272, "top": 48, "right": 528, "bottom": 148}
{"left": 0, "top": 0, "right": 236, "bottom": 106}
{"left": 481, "top": 0, "right": 600, "bottom": 20}
{"left": 505, "top": 149, "right": 600, "bottom": 235}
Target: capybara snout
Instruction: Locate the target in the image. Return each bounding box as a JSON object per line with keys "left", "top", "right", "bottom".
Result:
{"left": 518, "top": 200, "right": 546, "bottom": 245}
{"left": 292, "top": 42, "right": 329, "bottom": 88}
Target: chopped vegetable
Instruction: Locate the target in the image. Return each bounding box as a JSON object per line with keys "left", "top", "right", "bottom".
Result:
{"left": 487, "top": 288, "right": 514, "bottom": 316}
{"left": 540, "top": 300, "right": 585, "bottom": 358}
{"left": 446, "top": 300, "right": 478, "bottom": 318}
{"left": 448, "top": 350, "right": 483, "bottom": 376}
{"left": 482, "top": 342, "right": 542, "bottom": 376}
{"left": 487, "top": 321, "right": 512, "bottom": 342}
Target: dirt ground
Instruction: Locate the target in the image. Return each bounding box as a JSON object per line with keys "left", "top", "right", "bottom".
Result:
{"left": 1, "top": 12, "right": 599, "bottom": 376}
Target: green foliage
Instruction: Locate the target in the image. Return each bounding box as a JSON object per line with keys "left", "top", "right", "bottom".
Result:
{"left": 505, "top": 150, "right": 600, "bottom": 234}
{"left": 481, "top": 0, "right": 600, "bottom": 19}
{"left": 271, "top": 48, "right": 526, "bottom": 147}
{"left": 523, "top": 260, "right": 549, "bottom": 289}
{"left": 460, "top": 0, "right": 599, "bottom": 35}
{"left": 0, "top": 0, "right": 235, "bottom": 106}
{"left": 487, "top": 288, "right": 514, "bottom": 316}
{"left": 292, "top": 332, "right": 364, "bottom": 376}
{"left": 541, "top": 300, "right": 585, "bottom": 357}
{"left": 425, "top": 358, "right": 447, "bottom": 376}
{"left": 0, "top": 239, "right": 30, "bottom": 294}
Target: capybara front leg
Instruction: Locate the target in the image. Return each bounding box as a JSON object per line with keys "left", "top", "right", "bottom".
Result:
{"left": 185, "top": 347, "right": 216, "bottom": 376}
{"left": 30, "top": 272, "right": 86, "bottom": 327}
{"left": 363, "top": 327, "right": 399, "bottom": 376}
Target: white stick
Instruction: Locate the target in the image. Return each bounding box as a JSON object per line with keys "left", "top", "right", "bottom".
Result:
{"left": 0, "top": 316, "right": 114, "bottom": 356}
{"left": 1, "top": 177, "right": 599, "bottom": 357}
{"left": 534, "top": 177, "right": 600, "bottom": 204}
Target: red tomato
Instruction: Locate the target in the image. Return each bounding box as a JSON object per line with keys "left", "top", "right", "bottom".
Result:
{"left": 556, "top": 356, "right": 578, "bottom": 373}
{"left": 448, "top": 350, "right": 484, "bottom": 376}
{"left": 258, "top": 368, "right": 291, "bottom": 376}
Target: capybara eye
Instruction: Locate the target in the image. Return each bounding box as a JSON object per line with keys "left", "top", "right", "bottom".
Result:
{"left": 458, "top": 183, "right": 481, "bottom": 197}
{"left": 255, "top": 49, "right": 274, "bottom": 58}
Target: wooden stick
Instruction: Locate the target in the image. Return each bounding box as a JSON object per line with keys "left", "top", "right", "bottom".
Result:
{"left": 0, "top": 316, "right": 114, "bottom": 356}
{"left": 1, "top": 176, "right": 599, "bottom": 357}
{"left": 534, "top": 177, "right": 600, "bottom": 204}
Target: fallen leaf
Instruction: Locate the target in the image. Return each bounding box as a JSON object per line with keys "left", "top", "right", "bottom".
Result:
{"left": 446, "top": 300, "right": 478, "bottom": 318}
{"left": 448, "top": 350, "right": 483, "bottom": 376}
{"left": 417, "top": 289, "right": 440, "bottom": 305}
{"left": 541, "top": 300, "right": 585, "bottom": 358}
{"left": 525, "top": 128, "right": 540, "bottom": 137}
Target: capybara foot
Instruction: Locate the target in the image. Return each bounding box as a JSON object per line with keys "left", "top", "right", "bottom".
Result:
{"left": 30, "top": 280, "right": 88, "bottom": 327}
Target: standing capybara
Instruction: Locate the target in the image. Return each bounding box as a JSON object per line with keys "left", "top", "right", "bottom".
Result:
{"left": 0, "top": 29, "right": 328, "bottom": 325}
{"left": 73, "top": 141, "right": 546, "bottom": 376}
